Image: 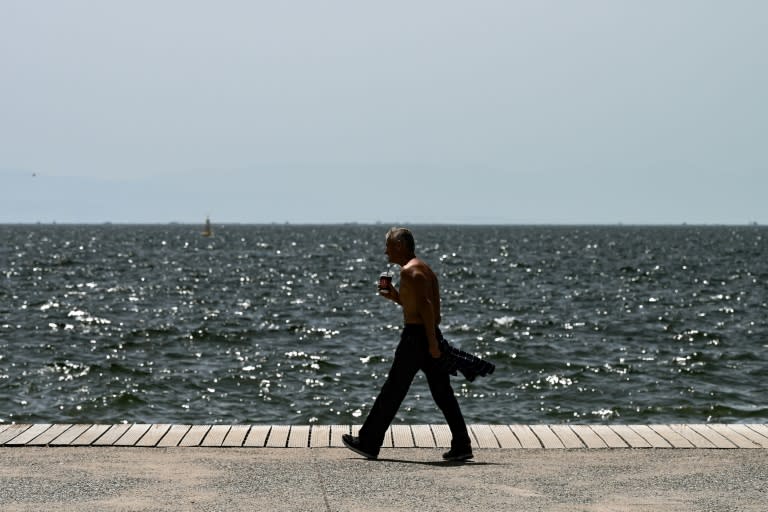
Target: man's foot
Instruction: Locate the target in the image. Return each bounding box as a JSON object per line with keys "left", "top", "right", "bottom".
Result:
{"left": 442, "top": 446, "right": 473, "bottom": 462}
{"left": 342, "top": 434, "right": 378, "bottom": 460}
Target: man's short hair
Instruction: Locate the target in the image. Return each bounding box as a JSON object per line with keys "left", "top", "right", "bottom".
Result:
{"left": 386, "top": 227, "right": 415, "bottom": 253}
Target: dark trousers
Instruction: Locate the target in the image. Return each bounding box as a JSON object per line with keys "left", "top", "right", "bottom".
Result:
{"left": 358, "top": 324, "right": 471, "bottom": 449}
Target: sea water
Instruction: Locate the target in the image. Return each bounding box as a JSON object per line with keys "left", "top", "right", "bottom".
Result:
{"left": 1, "top": 224, "right": 766, "bottom": 425}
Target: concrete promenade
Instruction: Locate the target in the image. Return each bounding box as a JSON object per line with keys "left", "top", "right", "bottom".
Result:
{"left": 0, "top": 424, "right": 766, "bottom": 511}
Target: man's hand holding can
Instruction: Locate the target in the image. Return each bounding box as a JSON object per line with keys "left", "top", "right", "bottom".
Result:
{"left": 378, "top": 272, "right": 393, "bottom": 295}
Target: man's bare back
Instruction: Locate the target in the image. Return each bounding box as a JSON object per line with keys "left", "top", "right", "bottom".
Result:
{"left": 398, "top": 258, "right": 441, "bottom": 326}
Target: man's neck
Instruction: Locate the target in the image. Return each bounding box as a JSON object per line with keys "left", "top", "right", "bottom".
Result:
{"left": 397, "top": 254, "right": 416, "bottom": 267}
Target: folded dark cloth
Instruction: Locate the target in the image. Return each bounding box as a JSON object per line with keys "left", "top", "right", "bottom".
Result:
{"left": 436, "top": 337, "right": 495, "bottom": 382}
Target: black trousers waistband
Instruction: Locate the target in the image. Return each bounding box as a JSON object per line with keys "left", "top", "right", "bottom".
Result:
{"left": 402, "top": 324, "right": 442, "bottom": 336}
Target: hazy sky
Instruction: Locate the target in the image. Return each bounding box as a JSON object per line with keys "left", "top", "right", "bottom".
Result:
{"left": 2, "top": 1, "right": 766, "bottom": 224}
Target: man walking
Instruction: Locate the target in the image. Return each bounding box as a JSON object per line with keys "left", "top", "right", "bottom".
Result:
{"left": 342, "top": 227, "right": 473, "bottom": 461}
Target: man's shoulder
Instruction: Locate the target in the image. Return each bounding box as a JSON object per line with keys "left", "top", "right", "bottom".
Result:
{"left": 400, "top": 259, "right": 434, "bottom": 281}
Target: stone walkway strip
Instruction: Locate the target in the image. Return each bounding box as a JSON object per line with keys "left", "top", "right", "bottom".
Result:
{"left": 0, "top": 424, "right": 765, "bottom": 449}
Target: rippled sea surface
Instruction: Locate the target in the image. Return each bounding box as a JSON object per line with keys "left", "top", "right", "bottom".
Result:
{"left": 1, "top": 224, "right": 766, "bottom": 425}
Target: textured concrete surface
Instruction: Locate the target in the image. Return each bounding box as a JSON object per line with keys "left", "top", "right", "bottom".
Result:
{"left": 0, "top": 447, "right": 766, "bottom": 511}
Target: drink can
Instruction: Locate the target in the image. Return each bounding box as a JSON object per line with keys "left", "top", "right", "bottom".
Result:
{"left": 379, "top": 272, "right": 392, "bottom": 290}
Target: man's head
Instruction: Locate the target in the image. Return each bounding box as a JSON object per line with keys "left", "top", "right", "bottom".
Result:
{"left": 385, "top": 227, "right": 415, "bottom": 264}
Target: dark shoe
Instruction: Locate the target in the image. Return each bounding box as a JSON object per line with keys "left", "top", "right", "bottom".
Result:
{"left": 442, "top": 446, "right": 473, "bottom": 462}
{"left": 342, "top": 434, "right": 378, "bottom": 460}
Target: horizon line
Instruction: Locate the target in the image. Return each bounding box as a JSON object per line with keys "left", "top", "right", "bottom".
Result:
{"left": 0, "top": 221, "right": 763, "bottom": 227}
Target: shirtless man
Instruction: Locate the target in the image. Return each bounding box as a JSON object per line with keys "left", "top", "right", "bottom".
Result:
{"left": 342, "top": 227, "right": 473, "bottom": 461}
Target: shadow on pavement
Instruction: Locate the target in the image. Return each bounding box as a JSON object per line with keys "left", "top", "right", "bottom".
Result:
{"left": 347, "top": 456, "right": 502, "bottom": 467}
